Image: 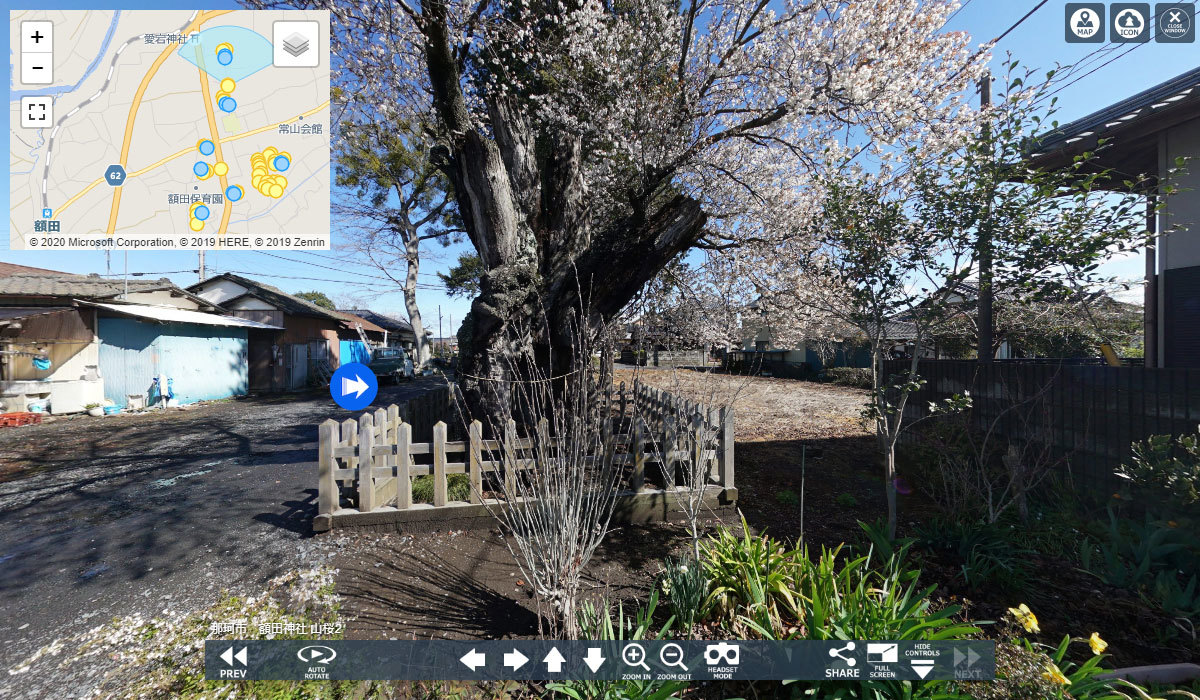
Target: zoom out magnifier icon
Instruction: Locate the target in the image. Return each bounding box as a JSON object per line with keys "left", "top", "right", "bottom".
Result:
{"left": 659, "top": 643, "right": 688, "bottom": 671}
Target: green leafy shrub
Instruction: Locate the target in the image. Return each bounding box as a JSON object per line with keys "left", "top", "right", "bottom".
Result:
{"left": 1117, "top": 430, "right": 1200, "bottom": 509}
{"left": 835, "top": 492, "right": 858, "bottom": 508}
{"left": 554, "top": 589, "right": 687, "bottom": 700}
{"left": 1080, "top": 508, "right": 1194, "bottom": 588}
{"left": 914, "top": 518, "right": 1030, "bottom": 592}
{"left": 824, "top": 366, "right": 873, "bottom": 388}
{"left": 700, "top": 514, "right": 801, "bottom": 630}
{"left": 776, "top": 489, "right": 800, "bottom": 507}
{"left": 411, "top": 473, "right": 470, "bottom": 503}
{"left": 659, "top": 557, "right": 707, "bottom": 636}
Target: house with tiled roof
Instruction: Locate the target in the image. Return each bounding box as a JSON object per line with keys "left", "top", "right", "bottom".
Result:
{"left": 0, "top": 268, "right": 277, "bottom": 413}
{"left": 189, "top": 273, "right": 385, "bottom": 391}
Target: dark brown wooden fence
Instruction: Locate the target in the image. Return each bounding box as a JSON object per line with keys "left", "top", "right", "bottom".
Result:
{"left": 884, "top": 360, "right": 1200, "bottom": 488}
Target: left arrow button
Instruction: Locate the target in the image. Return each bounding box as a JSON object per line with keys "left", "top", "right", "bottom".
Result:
{"left": 460, "top": 649, "right": 486, "bottom": 671}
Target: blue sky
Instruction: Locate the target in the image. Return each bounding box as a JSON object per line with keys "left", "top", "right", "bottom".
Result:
{"left": 4, "top": 1, "right": 1194, "bottom": 330}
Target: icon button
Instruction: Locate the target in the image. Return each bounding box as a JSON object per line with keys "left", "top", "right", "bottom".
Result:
{"left": 460, "top": 648, "right": 486, "bottom": 671}
{"left": 503, "top": 648, "right": 529, "bottom": 671}
{"left": 273, "top": 20, "right": 319, "bottom": 67}
{"left": 621, "top": 642, "right": 650, "bottom": 671}
{"left": 543, "top": 647, "right": 565, "bottom": 673}
{"left": 1112, "top": 3, "right": 1152, "bottom": 42}
{"left": 911, "top": 657, "right": 935, "bottom": 679}
{"left": 659, "top": 642, "right": 688, "bottom": 671}
{"left": 829, "top": 641, "right": 857, "bottom": 666}
{"left": 705, "top": 642, "right": 740, "bottom": 666}
{"left": 297, "top": 645, "right": 337, "bottom": 664}
{"left": 1066, "top": 3, "right": 1106, "bottom": 42}
{"left": 20, "top": 97, "right": 52, "bottom": 129}
{"left": 21, "top": 53, "right": 54, "bottom": 85}
{"left": 21, "top": 21, "right": 54, "bottom": 53}
{"left": 220, "top": 645, "right": 248, "bottom": 666}
{"left": 867, "top": 642, "right": 898, "bottom": 664}
{"left": 583, "top": 647, "right": 606, "bottom": 672}
{"left": 1156, "top": 3, "right": 1195, "bottom": 41}
{"left": 330, "top": 361, "right": 378, "bottom": 410}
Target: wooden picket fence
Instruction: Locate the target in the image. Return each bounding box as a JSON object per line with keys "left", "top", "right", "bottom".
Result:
{"left": 317, "top": 381, "right": 734, "bottom": 522}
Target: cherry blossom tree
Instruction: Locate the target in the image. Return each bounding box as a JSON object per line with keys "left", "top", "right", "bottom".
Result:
{"left": 740, "top": 64, "right": 1159, "bottom": 536}
{"left": 273, "top": 0, "right": 983, "bottom": 417}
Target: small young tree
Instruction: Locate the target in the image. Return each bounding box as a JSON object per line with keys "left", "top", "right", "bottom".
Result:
{"left": 753, "top": 64, "right": 1159, "bottom": 536}
{"left": 336, "top": 117, "right": 459, "bottom": 366}
{"left": 466, "top": 302, "right": 623, "bottom": 638}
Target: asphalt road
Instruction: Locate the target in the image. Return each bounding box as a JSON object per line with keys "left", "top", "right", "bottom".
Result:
{"left": 0, "top": 377, "right": 449, "bottom": 694}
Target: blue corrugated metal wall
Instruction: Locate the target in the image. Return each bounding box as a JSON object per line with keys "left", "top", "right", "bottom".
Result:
{"left": 339, "top": 339, "right": 370, "bottom": 365}
{"left": 97, "top": 317, "right": 249, "bottom": 407}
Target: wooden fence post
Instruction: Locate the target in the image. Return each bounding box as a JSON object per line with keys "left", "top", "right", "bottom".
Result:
{"left": 665, "top": 410, "right": 678, "bottom": 488}
{"left": 397, "top": 422, "right": 412, "bottom": 509}
{"left": 318, "top": 419, "right": 338, "bottom": 515}
{"left": 358, "top": 412, "right": 376, "bottom": 513}
{"left": 433, "top": 421, "right": 448, "bottom": 507}
{"left": 632, "top": 417, "right": 646, "bottom": 492}
{"left": 718, "top": 405, "right": 734, "bottom": 489}
{"left": 469, "top": 420, "right": 483, "bottom": 504}
{"left": 374, "top": 407, "right": 396, "bottom": 507}
{"left": 504, "top": 418, "right": 519, "bottom": 496}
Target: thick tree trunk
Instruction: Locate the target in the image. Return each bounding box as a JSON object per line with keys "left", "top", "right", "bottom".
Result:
{"left": 422, "top": 0, "right": 708, "bottom": 421}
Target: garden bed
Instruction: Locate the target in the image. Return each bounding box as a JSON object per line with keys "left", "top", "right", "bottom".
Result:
{"left": 328, "top": 369, "right": 1198, "bottom": 692}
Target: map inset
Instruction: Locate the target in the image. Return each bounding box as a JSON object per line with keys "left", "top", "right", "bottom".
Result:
{"left": 9, "top": 10, "right": 331, "bottom": 249}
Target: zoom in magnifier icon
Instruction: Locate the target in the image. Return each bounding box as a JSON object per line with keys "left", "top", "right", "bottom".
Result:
{"left": 622, "top": 642, "right": 650, "bottom": 671}
{"left": 659, "top": 643, "right": 688, "bottom": 671}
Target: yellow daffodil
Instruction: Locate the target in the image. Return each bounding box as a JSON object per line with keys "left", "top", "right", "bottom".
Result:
{"left": 1007, "top": 603, "right": 1040, "bottom": 634}
{"left": 1089, "top": 632, "right": 1108, "bottom": 655}
{"left": 1042, "top": 662, "right": 1071, "bottom": 686}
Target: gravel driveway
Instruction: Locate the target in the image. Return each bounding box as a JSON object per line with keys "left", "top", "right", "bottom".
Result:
{"left": 0, "top": 377, "right": 450, "bottom": 696}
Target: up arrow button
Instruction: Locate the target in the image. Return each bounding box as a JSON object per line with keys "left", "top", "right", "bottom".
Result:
{"left": 543, "top": 647, "right": 566, "bottom": 673}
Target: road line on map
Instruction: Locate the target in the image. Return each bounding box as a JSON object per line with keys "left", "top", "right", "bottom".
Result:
{"left": 105, "top": 10, "right": 232, "bottom": 234}
{"left": 53, "top": 102, "right": 328, "bottom": 219}
{"left": 38, "top": 11, "right": 199, "bottom": 210}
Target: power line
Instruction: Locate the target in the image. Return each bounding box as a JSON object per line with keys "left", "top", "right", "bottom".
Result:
{"left": 944, "top": 0, "right": 977, "bottom": 26}
{"left": 992, "top": 0, "right": 1050, "bottom": 46}
{"left": 1033, "top": 42, "right": 1147, "bottom": 111}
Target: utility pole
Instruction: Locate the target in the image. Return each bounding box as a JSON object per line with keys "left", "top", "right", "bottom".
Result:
{"left": 438, "top": 304, "right": 443, "bottom": 357}
{"left": 198, "top": 250, "right": 206, "bottom": 283}
{"left": 977, "top": 70, "right": 995, "bottom": 363}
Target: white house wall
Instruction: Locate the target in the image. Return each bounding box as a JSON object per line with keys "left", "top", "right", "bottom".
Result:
{"left": 194, "top": 279, "right": 250, "bottom": 305}
{"left": 1161, "top": 119, "right": 1200, "bottom": 271}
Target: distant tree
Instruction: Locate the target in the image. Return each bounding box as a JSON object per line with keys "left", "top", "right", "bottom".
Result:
{"left": 295, "top": 290, "right": 335, "bottom": 310}
{"left": 933, "top": 286, "right": 1144, "bottom": 359}
{"left": 438, "top": 252, "right": 484, "bottom": 300}
{"left": 336, "top": 116, "right": 460, "bottom": 366}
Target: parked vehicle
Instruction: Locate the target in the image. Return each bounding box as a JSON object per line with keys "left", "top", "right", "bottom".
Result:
{"left": 369, "top": 347, "right": 414, "bottom": 383}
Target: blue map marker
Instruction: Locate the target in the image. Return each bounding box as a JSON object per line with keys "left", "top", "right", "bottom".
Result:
{"left": 330, "top": 361, "right": 377, "bottom": 411}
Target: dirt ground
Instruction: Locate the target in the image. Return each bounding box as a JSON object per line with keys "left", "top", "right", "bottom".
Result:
{"left": 333, "top": 370, "right": 1192, "bottom": 669}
